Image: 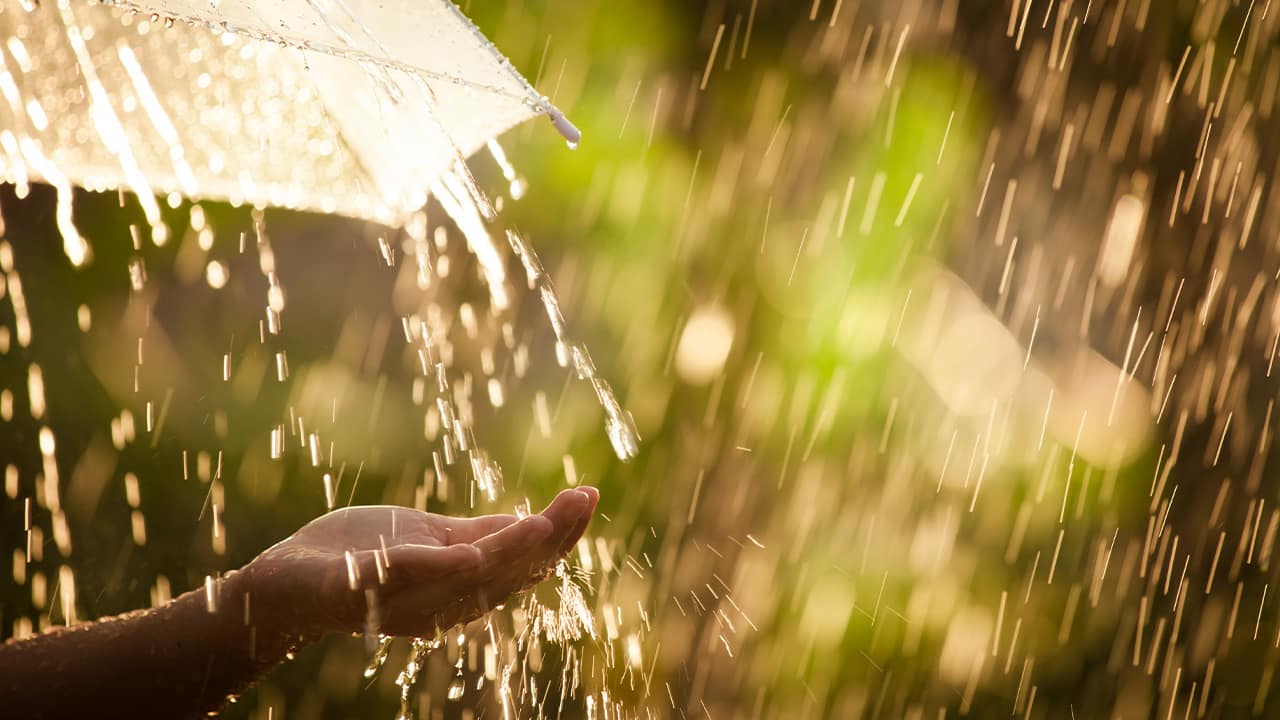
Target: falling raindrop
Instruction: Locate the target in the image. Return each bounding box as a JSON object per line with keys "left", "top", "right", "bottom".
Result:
{"left": 362, "top": 636, "right": 394, "bottom": 679}
{"left": 446, "top": 675, "right": 465, "bottom": 701}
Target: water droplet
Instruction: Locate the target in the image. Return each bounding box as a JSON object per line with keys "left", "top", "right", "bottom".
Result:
{"left": 447, "top": 675, "right": 465, "bottom": 700}
{"left": 363, "top": 636, "right": 394, "bottom": 678}
{"left": 128, "top": 257, "right": 146, "bottom": 290}
{"left": 606, "top": 411, "right": 640, "bottom": 461}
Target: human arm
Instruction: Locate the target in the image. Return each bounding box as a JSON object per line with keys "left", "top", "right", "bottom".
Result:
{"left": 0, "top": 487, "right": 599, "bottom": 719}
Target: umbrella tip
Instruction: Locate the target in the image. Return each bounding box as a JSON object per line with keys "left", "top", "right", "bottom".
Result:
{"left": 545, "top": 104, "right": 581, "bottom": 149}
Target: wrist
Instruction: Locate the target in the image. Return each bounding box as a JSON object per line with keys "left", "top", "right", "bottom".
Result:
{"left": 221, "top": 567, "right": 319, "bottom": 663}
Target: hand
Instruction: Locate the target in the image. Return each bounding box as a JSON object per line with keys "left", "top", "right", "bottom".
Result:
{"left": 239, "top": 488, "right": 599, "bottom": 639}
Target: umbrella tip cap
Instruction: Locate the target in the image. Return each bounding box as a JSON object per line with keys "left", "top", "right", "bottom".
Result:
{"left": 546, "top": 105, "right": 581, "bottom": 149}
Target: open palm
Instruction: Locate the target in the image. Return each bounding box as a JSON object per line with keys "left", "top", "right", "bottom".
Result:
{"left": 243, "top": 488, "right": 599, "bottom": 638}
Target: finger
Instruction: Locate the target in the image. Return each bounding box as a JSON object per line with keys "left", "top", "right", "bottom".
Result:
{"left": 475, "top": 490, "right": 588, "bottom": 579}
{"left": 380, "top": 492, "right": 597, "bottom": 636}
{"left": 539, "top": 488, "right": 590, "bottom": 523}
{"left": 375, "top": 579, "right": 461, "bottom": 636}
{"left": 386, "top": 519, "right": 567, "bottom": 633}
{"left": 558, "top": 487, "right": 599, "bottom": 554}
{"left": 470, "top": 574, "right": 527, "bottom": 616}
{"left": 378, "top": 579, "right": 477, "bottom": 637}
{"left": 476, "top": 491, "right": 591, "bottom": 592}
{"left": 460, "top": 494, "right": 590, "bottom": 612}
{"left": 537, "top": 489, "right": 591, "bottom": 555}
{"left": 440, "top": 514, "right": 519, "bottom": 544}
{"left": 473, "top": 515, "right": 553, "bottom": 568}
{"left": 376, "top": 543, "right": 481, "bottom": 585}
{"left": 539, "top": 489, "right": 592, "bottom": 537}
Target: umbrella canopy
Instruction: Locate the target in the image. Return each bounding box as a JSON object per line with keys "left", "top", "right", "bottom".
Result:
{"left": 0, "top": 0, "right": 577, "bottom": 262}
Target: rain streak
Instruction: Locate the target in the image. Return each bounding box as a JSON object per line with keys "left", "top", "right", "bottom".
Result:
{"left": 3, "top": 0, "right": 1280, "bottom": 718}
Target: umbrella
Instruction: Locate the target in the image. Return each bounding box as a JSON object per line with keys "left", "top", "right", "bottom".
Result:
{"left": 0, "top": 0, "right": 579, "bottom": 264}
{"left": 1, "top": 0, "right": 640, "bottom": 461}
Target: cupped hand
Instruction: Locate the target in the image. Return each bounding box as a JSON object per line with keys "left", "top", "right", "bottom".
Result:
{"left": 241, "top": 487, "right": 599, "bottom": 639}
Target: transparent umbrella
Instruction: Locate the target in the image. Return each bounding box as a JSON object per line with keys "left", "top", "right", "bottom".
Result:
{"left": 0, "top": 0, "right": 578, "bottom": 264}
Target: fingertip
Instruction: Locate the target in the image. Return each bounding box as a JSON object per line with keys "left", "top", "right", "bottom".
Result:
{"left": 549, "top": 488, "right": 596, "bottom": 555}
{"left": 545, "top": 488, "right": 590, "bottom": 519}
{"left": 556, "top": 487, "right": 587, "bottom": 503}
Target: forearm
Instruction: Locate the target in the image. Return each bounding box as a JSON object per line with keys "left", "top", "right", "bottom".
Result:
{"left": 0, "top": 571, "right": 311, "bottom": 719}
